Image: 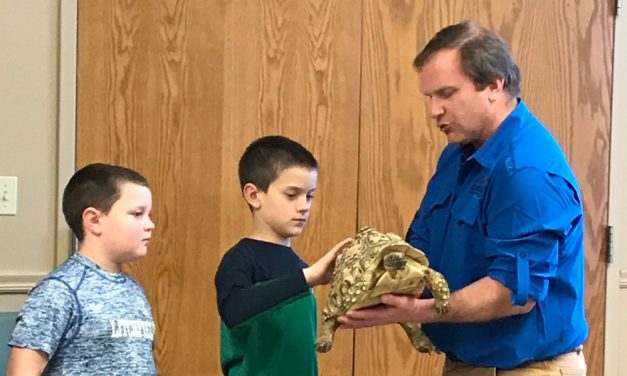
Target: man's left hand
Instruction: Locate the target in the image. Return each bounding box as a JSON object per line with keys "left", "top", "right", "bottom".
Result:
{"left": 338, "top": 294, "right": 436, "bottom": 329}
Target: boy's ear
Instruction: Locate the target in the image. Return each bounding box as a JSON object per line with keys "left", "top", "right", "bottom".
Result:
{"left": 242, "top": 183, "right": 262, "bottom": 210}
{"left": 82, "top": 207, "right": 104, "bottom": 236}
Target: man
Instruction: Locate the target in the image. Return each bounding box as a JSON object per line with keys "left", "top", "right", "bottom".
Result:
{"left": 338, "top": 21, "right": 587, "bottom": 375}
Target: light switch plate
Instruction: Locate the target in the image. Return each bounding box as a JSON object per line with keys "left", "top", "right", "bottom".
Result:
{"left": 0, "top": 176, "right": 18, "bottom": 215}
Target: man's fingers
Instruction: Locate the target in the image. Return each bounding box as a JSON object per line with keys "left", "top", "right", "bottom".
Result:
{"left": 380, "top": 294, "right": 405, "bottom": 306}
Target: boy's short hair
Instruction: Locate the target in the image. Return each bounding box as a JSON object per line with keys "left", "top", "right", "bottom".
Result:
{"left": 62, "top": 163, "right": 150, "bottom": 241}
{"left": 238, "top": 135, "right": 318, "bottom": 192}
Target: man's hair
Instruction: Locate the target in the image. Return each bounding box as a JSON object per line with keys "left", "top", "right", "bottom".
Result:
{"left": 414, "top": 20, "right": 521, "bottom": 98}
{"left": 62, "top": 163, "right": 149, "bottom": 241}
{"left": 238, "top": 135, "right": 318, "bottom": 192}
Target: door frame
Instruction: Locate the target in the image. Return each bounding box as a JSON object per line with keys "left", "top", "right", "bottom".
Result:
{"left": 605, "top": 12, "right": 626, "bottom": 376}
{"left": 56, "top": 0, "right": 77, "bottom": 265}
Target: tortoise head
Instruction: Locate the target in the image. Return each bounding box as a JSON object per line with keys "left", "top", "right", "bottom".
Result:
{"left": 383, "top": 251, "right": 407, "bottom": 271}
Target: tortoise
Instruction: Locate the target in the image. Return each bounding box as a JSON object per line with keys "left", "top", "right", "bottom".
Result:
{"left": 316, "top": 226, "right": 450, "bottom": 353}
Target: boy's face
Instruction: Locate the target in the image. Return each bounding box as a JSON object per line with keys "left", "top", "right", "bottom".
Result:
{"left": 99, "top": 182, "right": 154, "bottom": 264}
{"left": 255, "top": 166, "right": 317, "bottom": 243}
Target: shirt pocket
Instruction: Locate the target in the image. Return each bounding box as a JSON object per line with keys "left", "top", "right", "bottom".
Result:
{"left": 449, "top": 192, "right": 487, "bottom": 274}
{"left": 420, "top": 185, "right": 452, "bottom": 215}
{"left": 450, "top": 193, "right": 481, "bottom": 226}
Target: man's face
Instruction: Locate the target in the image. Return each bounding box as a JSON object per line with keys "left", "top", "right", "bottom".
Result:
{"left": 419, "top": 49, "right": 498, "bottom": 148}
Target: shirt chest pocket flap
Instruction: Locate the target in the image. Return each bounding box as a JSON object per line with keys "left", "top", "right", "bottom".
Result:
{"left": 420, "top": 186, "right": 452, "bottom": 215}
{"left": 451, "top": 193, "right": 481, "bottom": 226}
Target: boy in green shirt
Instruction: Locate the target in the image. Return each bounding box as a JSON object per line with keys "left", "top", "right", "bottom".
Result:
{"left": 215, "top": 135, "right": 349, "bottom": 375}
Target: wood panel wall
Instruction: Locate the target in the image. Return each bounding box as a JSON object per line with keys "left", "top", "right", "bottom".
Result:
{"left": 77, "top": 0, "right": 359, "bottom": 375}
{"left": 221, "top": 1, "right": 361, "bottom": 375}
{"left": 77, "top": 1, "right": 613, "bottom": 375}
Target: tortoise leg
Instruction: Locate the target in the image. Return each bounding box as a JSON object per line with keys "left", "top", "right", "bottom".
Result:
{"left": 316, "top": 316, "right": 339, "bottom": 353}
{"left": 424, "top": 269, "right": 450, "bottom": 315}
{"left": 399, "top": 322, "right": 437, "bottom": 353}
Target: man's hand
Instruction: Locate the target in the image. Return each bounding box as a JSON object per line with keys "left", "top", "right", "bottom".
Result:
{"left": 338, "top": 294, "right": 437, "bottom": 328}
{"left": 303, "top": 237, "right": 352, "bottom": 287}
{"left": 338, "top": 277, "right": 537, "bottom": 330}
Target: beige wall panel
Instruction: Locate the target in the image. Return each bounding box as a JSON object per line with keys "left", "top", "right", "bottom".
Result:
{"left": 0, "top": 0, "right": 75, "bottom": 308}
{"left": 0, "top": 0, "right": 59, "bottom": 295}
{"left": 357, "top": 1, "right": 612, "bottom": 375}
{"left": 77, "top": 1, "right": 225, "bottom": 374}
{"left": 222, "top": 1, "right": 361, "bottom": 375}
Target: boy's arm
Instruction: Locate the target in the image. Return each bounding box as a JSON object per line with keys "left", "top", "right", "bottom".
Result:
{"left": 216, "top": 254, "right": 309, "bottom": 328}
{"left": 216, "top": 239, "right": 351, "bottom": 328}
{"left": 9, "top": 278, "right": 78, "bottom": 366}
{"left": 6, "top": 347, "right": 49, "bottom": 376}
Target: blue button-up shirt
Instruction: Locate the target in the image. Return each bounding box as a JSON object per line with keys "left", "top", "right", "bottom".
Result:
{"left": 406, "top": 100, "right": 588, "bottom": 368}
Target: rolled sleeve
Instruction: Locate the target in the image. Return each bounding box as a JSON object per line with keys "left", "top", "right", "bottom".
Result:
{"left": 486, "top": 168, "right": 582, "bottom": 305}
{"left": 486, "top": 234, "right": 556, "bottom": 304}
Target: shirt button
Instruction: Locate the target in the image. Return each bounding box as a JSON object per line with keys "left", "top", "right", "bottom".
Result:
{"left": 520, "top": 252, "right": 527, "bottom": 258}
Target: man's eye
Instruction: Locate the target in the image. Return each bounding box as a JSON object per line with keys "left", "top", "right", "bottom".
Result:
{"left": 439, "top": 89, "right": 456, "bottom": 99}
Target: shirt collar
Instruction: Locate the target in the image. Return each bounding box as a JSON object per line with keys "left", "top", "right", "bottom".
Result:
{"left": 464, "top": 98, "right": 529, "bottom": 169}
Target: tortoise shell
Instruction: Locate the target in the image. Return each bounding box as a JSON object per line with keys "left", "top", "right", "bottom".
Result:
{"left": 316, "top": 227, "right": 450, "bottom": 353}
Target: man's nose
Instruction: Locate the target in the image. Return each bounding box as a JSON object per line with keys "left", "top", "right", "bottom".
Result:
{"left": 429, "top": 98, "right": 444, "bottom": 119}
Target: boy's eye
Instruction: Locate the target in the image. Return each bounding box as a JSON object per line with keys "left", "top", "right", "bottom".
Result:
{"left": 306, "top": 194, "right": 314, "bottom": 200}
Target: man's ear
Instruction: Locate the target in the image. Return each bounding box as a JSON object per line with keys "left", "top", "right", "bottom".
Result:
{"left": 487, "top": 77, "right": 506, "bottom": 102}
{"left": 83, "top": 207, "right": 104, "bottom": 236}
{"left": 242, "top": 183, "right": 262, "bottom": 210}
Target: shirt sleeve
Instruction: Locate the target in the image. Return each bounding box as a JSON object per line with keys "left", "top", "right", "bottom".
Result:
{"left": 215, "top": 249, "right": 309, "bottom": 328}
{"left": 485, "top": 167, "right": 582, "bottom": 305}
{"left": 9, "top": 278, "right": 79, "bottom": 356}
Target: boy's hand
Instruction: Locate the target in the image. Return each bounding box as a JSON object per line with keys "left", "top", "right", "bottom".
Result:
{"left": 303, "top": 237, "right": 352, "bottom": 287}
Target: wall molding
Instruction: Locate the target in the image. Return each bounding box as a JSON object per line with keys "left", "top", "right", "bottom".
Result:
{"left": 0, "top": 274, "right": 47, "bottom": 294}
{"left": 55, "top": 0, "right": 77, "bottom": 265}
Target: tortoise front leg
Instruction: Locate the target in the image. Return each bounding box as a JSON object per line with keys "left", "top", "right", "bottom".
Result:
{"left": 424, "top": 268, "right": 450, "bottom": 315}
{"left": 316, "top": 314, "right": 339, "bottom": 353}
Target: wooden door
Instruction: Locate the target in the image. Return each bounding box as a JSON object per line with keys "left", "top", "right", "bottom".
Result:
{"left": 77, "top": 0, "right": 360, "bottom": 375}
{"left": 221, "top": 1, "right": 361, "bottom": 375}
{"left": 77, "top": 1, "right": 227, "bottom": 373}
{"left": 356, "top": 1, "right": 613, "bottom": 375}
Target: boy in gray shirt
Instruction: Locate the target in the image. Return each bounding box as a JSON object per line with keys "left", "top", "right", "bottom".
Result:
{"left": 7, "top": 163, "right": 157, "bottom": 375}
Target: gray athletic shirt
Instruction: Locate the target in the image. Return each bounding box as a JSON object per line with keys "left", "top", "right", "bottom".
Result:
{"left": 9, "top": 254, "right": 156, "bottom": 375}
